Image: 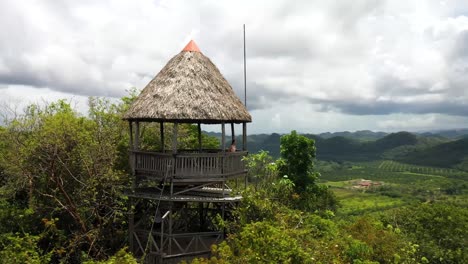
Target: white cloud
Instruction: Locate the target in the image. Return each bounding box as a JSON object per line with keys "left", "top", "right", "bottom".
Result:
{"left": 376, "top": 114, "right": 468, "bottom": 131}
{"left": 1, "top": 0, "right": 468, "bottom": 133}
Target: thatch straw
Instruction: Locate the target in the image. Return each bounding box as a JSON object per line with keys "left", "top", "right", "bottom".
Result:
{"left": 124, "top": 48, "right": 251, "bottom": 124}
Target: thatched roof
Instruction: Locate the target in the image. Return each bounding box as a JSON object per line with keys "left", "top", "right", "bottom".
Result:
{"left": 124, "top": 40, "right": 251, "bottom": 124}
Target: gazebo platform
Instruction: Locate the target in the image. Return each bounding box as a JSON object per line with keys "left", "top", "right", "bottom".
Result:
{"left": 132, "top": 150, "right": 247, "bottom": 184}
{"left": 126, "top": 186, "right": 242, "bottom": 203}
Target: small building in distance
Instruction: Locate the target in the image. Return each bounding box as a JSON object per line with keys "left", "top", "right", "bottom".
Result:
{"left": 353, "top": 179, "right": 383, "bottom": 189}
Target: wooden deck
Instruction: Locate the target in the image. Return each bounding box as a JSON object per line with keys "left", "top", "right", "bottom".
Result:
{"left": 126, "top": 189, "right": 242, "bottom": 203}
{"left": 131, "top": 150, "right": 247, "bottom": 183}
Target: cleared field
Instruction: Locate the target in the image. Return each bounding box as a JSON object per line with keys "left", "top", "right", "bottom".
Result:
{"left": 333, "top": 188, "right": 407, "bottom": 216}
{"left": 319, "top": 160, "right": 468, "bottom": 216}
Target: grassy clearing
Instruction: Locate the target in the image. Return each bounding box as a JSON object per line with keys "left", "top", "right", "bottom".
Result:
{"left": 333, "top": 188, "right": 406, "bottom": 216}
{"left": 319, "top": 159, "right": 468, "bottom": 216}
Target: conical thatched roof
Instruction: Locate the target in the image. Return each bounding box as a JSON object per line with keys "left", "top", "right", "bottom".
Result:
{"left": 124, "top": 40, "right": 251, "bottom": 124}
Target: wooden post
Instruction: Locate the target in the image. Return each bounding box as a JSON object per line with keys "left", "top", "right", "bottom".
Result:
{"left": 160, "top": 122, "right": 165, "bottom": 152}
{"left": 242, "top": 122, "right": 247, "bottom": 151}
{"left": 221, "top": 123, "right": 225, "bottom": 152}
{"left": 128, "top": 198, "right": 134, "bottom": 252}
{"left": 198, "top": 122, "right": 202, "bottom": 152}
{"left": 129, "top": 121, "right": 134, "bottom": 150}
{"left": 231, "top": 123, "right": 235, "bottom": 143}
{"left": 172, "top": 122, "right": 178, "bottom": 154}
{"left": 128, "top": 123, "right": 135, "bottom": 254}
{"left": 135, "top": 122, "right": 140, "bottom": 150}
{"left": 129, "top": 121, "right": 135, "bottom": 176}
{"left": 169, "top": 182, "right": 174, "bottom": 255}
{"left": 169, "top": 205, "right": 173, "bottom": 255}
{"left": 199, "top": 203, "right": 203, "bottom": 232}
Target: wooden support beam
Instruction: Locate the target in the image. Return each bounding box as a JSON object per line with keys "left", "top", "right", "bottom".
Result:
{"left": 242, "top": 122, "right": 247, "bottom": 151}
{"left": 129, "top": 121, "right": 133, "bottom": 150}
{"left": 221, "top": 123, "right": 225, "bottom": 152}
{"left": 169, "top": 180, "right": 174, "bottom": 255}
{"left": 135, "top": 122, "right": 140, "bottom": 150}
{"left": 231, "top": 123, "right": 235, "bottom": 142}
{"left": 198, "top": 122, "right": 202, "bottom": 151}
{"left": 129, "top": 121, "right": 136, "bottom": 178}
{"left": 128, "top": 198, "right": 135, "bottom": 252}
{"left": 199, "top": 203, "right": 203, "bottom": 232}
{"left": 160, "top": 122, "right": 165, "bottom": 152}
{"left": 169, "top": 205, "right": 173, "bottom": 255}
{"left": 172, "top": 122, "right": 178, "bottom": 154}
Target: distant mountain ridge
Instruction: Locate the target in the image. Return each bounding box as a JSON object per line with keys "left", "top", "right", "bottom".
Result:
{"left": 203, "top": 129, "right": 468, "bottom": 170}
{"left": 203, "top": 129, "right": 468, "bottom": 171}
{"left": 318, "top": 130, "right": 388, "bottom": 141}
{"left": 418, "top": 128, "right": 468, "bottom": 139}
{"left": 395, "top": 137, "right": 468, "bottom": 170}
{"left": 206, "top": 128, "right": 468, "bottom": 142}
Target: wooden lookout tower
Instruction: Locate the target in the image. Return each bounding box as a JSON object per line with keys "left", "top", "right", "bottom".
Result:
{"left": 123, "top": 40, "right": 251, "bottom": 263}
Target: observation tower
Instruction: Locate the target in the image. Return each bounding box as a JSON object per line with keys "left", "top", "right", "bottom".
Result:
{"left": 124, "top": 40, "right": 251, "bottom": 263}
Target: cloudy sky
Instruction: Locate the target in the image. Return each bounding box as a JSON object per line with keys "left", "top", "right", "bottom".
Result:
{"left": 1, "top": 0, "right": 468, "bottom": 134}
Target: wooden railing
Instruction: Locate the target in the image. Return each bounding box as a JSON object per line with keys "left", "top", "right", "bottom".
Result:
{"left": 132, "top": 150, "right": 247, "bottom": 180}
{"left": 133, "top": 152, "right": 173, "bottom": 179}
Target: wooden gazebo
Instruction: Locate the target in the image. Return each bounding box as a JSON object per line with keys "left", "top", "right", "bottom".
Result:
{"left": 124, "top": 40, "right": 251, "bottom": 263}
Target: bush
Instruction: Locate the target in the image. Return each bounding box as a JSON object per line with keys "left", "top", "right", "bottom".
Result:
{"left": 0, "top": 233, "right": 52, "bottom": 264}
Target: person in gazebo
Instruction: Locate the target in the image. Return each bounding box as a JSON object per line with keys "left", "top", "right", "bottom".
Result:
{"left": 228, "top": 139, "right": 236, "bottom": 152}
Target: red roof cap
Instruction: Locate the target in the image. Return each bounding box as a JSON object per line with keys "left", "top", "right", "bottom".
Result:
{"left": 182, "top": 40, "right": 201, "bottom": 52}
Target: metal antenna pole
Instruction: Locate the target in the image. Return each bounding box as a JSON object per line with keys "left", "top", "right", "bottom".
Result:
{"left": 243, "top": 24, "right": 247, "bottom": 108}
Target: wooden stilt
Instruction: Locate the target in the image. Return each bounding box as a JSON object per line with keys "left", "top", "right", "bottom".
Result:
{"left": 198, "top": 122, "right": 202, "bottom": 151}
{"left": 160, "top": 122, "right": 165, "bottom": 152}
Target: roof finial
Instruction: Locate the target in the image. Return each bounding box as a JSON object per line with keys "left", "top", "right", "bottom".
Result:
{"left": 182, "top": 40, "right": 201, "bottom": 52}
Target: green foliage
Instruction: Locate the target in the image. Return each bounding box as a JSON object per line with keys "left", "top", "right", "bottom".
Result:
{"left": 295, "top": 184, "right": 339, "bottom": 212}
{"left": 135, "top": 122, "right": 218, "bottom": 153}
{"left": 345, "top": 217, "right": 419, "bottom": 263}
{"left": 199, "top": 193, "right": 343, "bottom": 263}
{"left": 178, "top": 124, "right": 219, "bottom": 150}
{"left": 1, "top": 99, "right": 130, "bottom": 260}
{"left": 233, "top": 187, "right": 290, "bottom": 227}
{"left": 83, "top": 247, "right": 137, "bottom": 264}
{"left": 382, "top": 202, "right": 468, "bottom": 263}
{"left": 196, "top": 185, "right": 422, "bottom": 264}
{"left": 0, "top": 233, "right": 52, "bottom": 264}
{"left": 218, "top": 221, "right": 312, "bottom": 263}
{"left": 0, "top": 93, "right": 222, "bottom": 262}
{"left": 278, "top": 131, "right": 317, "bottom": 191}
{"left": 243, "top": 150, "right": 277, "bottom": 189}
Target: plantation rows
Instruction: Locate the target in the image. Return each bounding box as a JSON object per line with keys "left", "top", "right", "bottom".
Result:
{"left": 377, "top": 160, "right": 468, "bottom": 180}
{"left": 319, "top": 160, "right": 468, "bottom": 189}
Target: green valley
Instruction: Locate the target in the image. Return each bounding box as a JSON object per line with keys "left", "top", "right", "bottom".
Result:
{"left": 1, "top": 100, "right": 467, "bottom": 263}
{"left": 317, "top": 160, "right": 468, "bottom": 216}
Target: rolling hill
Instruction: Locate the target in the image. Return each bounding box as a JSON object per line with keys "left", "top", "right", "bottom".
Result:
{"left": 395, "top": 137, "right": 468, "bottom": 170}
{"left": 204, "top": 129, "right": 468, "bottom": 170}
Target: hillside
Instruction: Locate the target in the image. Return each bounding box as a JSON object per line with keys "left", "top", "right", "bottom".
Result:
{"left": 318, "top": 130, "right": 388, "bottom": 141}
{"left": 205, "top": 129, "right": 468, "bottom": 170}
{"left": 419, "top": 128, "right": 468, "bottom": 139}
{"left": 247, "top": 131, "right": 424, "bottom": 160}
{"left": 241, "top": 131, "right": 468, "bottom": 170}
{"left": 396, "top": 137, "right": 468, "bottom": 170}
